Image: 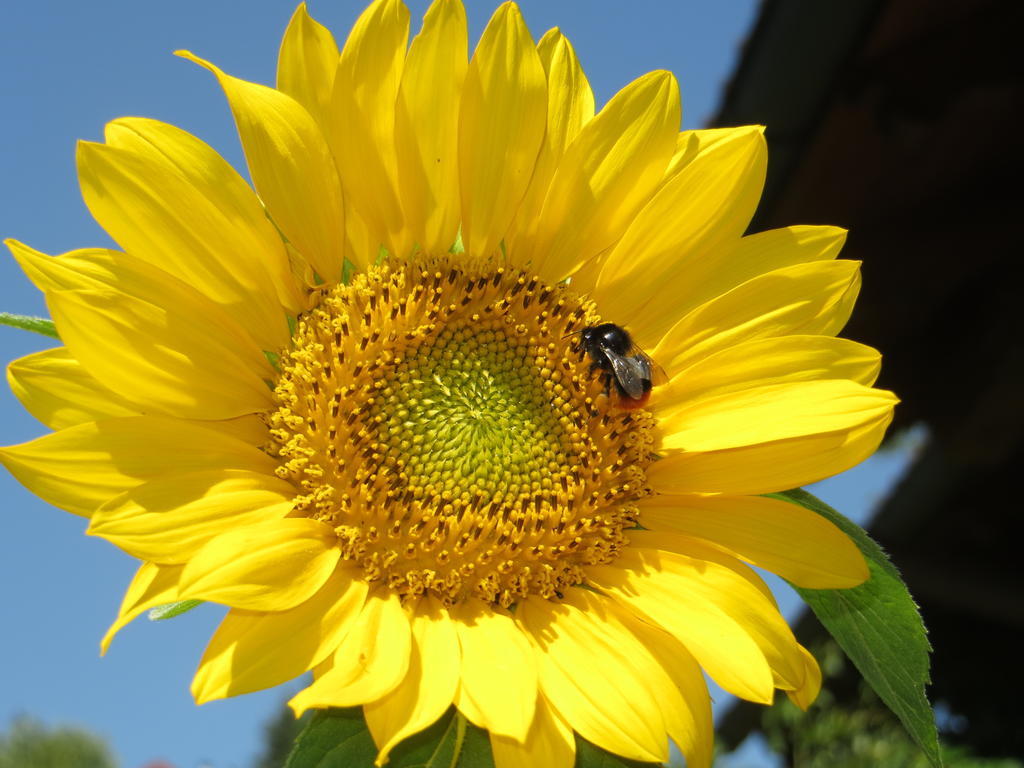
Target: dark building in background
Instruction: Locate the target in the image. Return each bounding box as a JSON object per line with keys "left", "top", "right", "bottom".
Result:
{"left": 713, "top": 0, "right": 1024, "bottom": 759}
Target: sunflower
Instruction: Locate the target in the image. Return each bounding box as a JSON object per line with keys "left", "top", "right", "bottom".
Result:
{"left": 0, "top": 1, "right": 896, "bottom": 766}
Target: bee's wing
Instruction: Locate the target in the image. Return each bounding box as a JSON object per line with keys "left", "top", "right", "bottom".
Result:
{"left": 608, "top": 353, "right": 651, "bottom": 399}
{"left": 625, "top": 344, "right": 668, "bottom": 386}
{"left": 647, "top": 355, "right": 669, "bottom": 386}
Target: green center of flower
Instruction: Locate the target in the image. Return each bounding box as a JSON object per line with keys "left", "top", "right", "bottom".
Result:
{"left": 268, "top": 256, "right": 656, "bottom": 607}
{"left": 372, "top": 321, "right": 573, "bottom": 503}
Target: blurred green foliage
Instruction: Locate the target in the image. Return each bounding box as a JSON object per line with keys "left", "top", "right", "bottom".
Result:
{"left": 0, "top": 716, "right": 115, "bottom": 768}
{"left": 742, "top": 641, "right": 1023, "bottom": 768}
{"left": 256, "top": 637, "right": 1024, "bottom": 768}
{"left": 253, "top": 704, "right": 310, "bottom": 768}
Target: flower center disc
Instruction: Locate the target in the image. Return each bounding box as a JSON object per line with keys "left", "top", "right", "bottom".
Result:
{"left": 269, "top": 257, "right": 655, "bottom": 607}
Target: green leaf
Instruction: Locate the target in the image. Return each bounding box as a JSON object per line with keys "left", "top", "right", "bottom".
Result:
{"left": 775, "top": 488, "right": 941, "bottom": 768}
{"left": 285, "top": 708, "right": 375, "bottom": 768}
{"left": 147, "top": 600, "right": 203, "bottom": 621}
{"left": 0, "top": 312, "right": 58, "bottom": 339}
{"left": 451, "top": 718, "right": 494, "bottom": 768}
{"left": 574, "top": 738, "right": 662, "bottom": 767}
{"left": 285, "top": 707, "right": 673, "bottom": 768}
{"left": 286, "top": 707, "right": 495, "bottom": 768}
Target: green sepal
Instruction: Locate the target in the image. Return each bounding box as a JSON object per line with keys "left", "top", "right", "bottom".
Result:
{"left": 574, "top": 739, "right": 662, "bottom": 767}
{"left": 450, "top": 229, "right": 465, "bottom": 256}
{"left": 341, "top": 259, "right": 358, "bottom": 285}
{"left": 0, "top": 312, "right": 59, "bottom": 339}
{"left": 285, "top": 707, "right": 493, "bottom": 768}
{"left": 148, "top": 600, "right": 203, "bottom": 621}
{"left": 774, "top": 488, "right": 942, "bottom": 767}
{"left": 285, "top": 706, "right": 672, "bottom": 768}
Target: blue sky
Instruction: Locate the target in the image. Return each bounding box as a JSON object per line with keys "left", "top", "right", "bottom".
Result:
{"left": 0, "top": 2, "right": 918, "bottom": 767}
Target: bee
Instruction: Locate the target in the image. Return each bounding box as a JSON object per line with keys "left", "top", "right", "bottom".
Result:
{"left": 575, "top": 323, "right": 664, "bottom": 409}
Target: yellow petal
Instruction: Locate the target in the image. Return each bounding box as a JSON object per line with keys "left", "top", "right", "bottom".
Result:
{"left": 529, "top": 70, "right": 681, "bottom": 283}
{"left": 623, "top": 617, "right": 713, "bottom": 768}
{"left": 8, "top": 240, "right": 279, "bottom": 384}
{"left": 600, "top": 596, "right": 715, "bottom": 766}
{"left": 786, "top": 644, "right": 823, "bottom": 711}
{"left": 192, "top": 566, "right": 368, "bottom": 704}
{"left": 452, "top": 599, "right": 537, "bottom": 741}
{"left": 653, "top": 259, "right": 863, "bottom": 376}
{"left": 289, "top": 590, "right": 411, "bottom": 714}
{"left": 592, "top": 126, "right": 766, "bottom": 344}
{"left": 88, "top": 469, "right": 296, "bottom": 564}
{"left": 625, "top": 532, "right": 807, "bottom": 691}
{"left": 9, "top": 239, "right": 275, "bottom": 415}
{"left": 572, "top": 126, "right": 753, "bottom": 300}
{"left": 655, "top": 131, "right": 697, "bottom": 185}
{"left": 330, "top": 0, "right": 411, "bottom": 258}
{"left": 9, "top": 238, "right": 280, "bottom": 388}
{"left": 277, "top": 3, "right": 340, "bottom": 128}
{"left": 102, "top": 118, "right": 305, "bottom": 315}
{"left": 178, "top": 518, "right": 340, "bottom": 611}
{"left": 48, "top": 286, "right": 273, "bottom": 420}
{"left": 490, "top": 694, "right": 575, "bottom": 768}
{"left": 77, "top": 118, "right": 297, "bottom": 346}
{"left": 629, "top": 529, "right": 777, "bottom": 606}
{"left": 648, "top": 415, "right": 894, "bottom": 496}
{"left": 459, "top": 2, "right": 546, "bottom": 258}
{"left": 638, "top": 493, "right": 869, "bottom": 588}
{"left": 587, "top": 548, "right": 775, "bottom": 704}
{"left": 344, "top": 200, "right": 380, "bottom": 273}
{"left": 364, "top": 597, "right": 460, "bottom": 765}
{"left": 681, "top": 225, "right": 849, "bottom": 317}
{"left": 652, "top": 335, "right": 881, "bottom": 415}
{"left": 505, "top": 29, "right": 593, "bottom": 261}
{"left": 6, "top": 240, "right": 122, "bottom": 293}
{"left": 178, "top": 51, "right": 346, "bottom": 285}
{"left": 7, "top": 347, "right": 138, "bottom": 430}
{"left": 518, "top": 590, "right": 669, "bottom": 763}
{"left": 395, "top": 0, "right": 467, "bottom": 253}
{"left": 11, "top": 240, "right": 275, "bottom": 401}
{"left": 101, "top": 562, "right": 183, "bottom": 653}
{"left": 659, "top": 127, "right": 740, "bottom": 185}
{"left": 535, "top": 29, "right": 595, "bottom": 158}
{"left": 0, "top": 416, "right": 278, "bottom": 517}
{"left": 657, "top": 379, "right": 897, "bottom": 453}
{"left": 205, "top": 414, "right": 271, "bottom": 446}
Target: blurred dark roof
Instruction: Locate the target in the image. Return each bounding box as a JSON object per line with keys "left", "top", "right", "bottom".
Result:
{"left": 713, "top": 0, "right": 1024, "bottom": 757}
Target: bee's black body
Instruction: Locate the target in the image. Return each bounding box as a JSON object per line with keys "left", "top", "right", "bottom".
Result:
{"left": 578, "top": 323, "right": 655, "bottom": 405}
